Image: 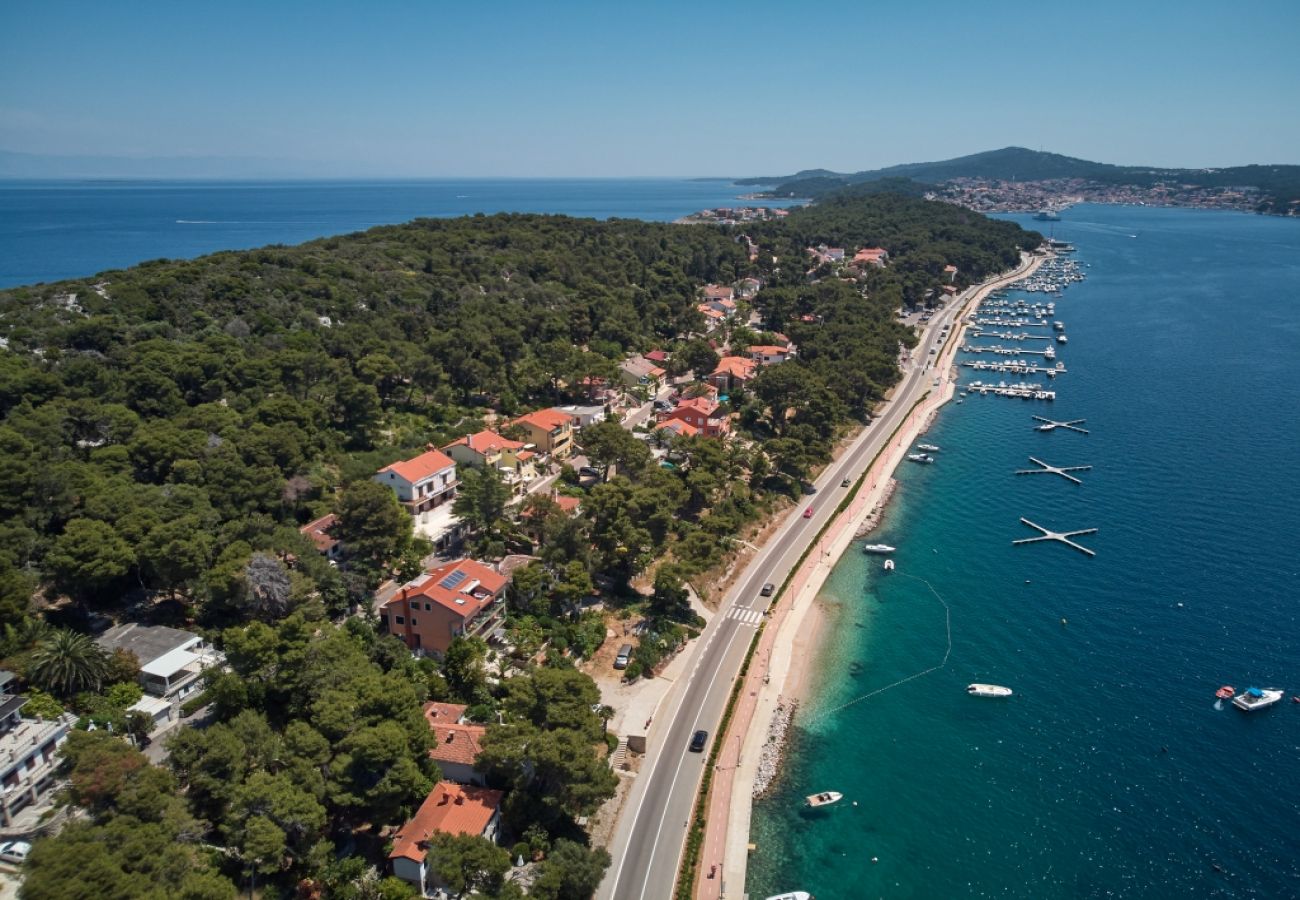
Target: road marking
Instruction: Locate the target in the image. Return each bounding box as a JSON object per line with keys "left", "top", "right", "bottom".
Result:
{"left": 725, "top": 606, "right": 763, "bottom": 627}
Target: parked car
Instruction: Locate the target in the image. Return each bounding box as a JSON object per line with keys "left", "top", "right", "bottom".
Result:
{"left": 0, "top": 840, "right": 31, "bottom": 864}
{"left": 689, "top": 729, "right": 709, "bottom": 753}
{"left": 613, "top": 644, "right": 632, "bottom": 669}
{"left": 760, "top": 582, "right": 775, "bottom": 597}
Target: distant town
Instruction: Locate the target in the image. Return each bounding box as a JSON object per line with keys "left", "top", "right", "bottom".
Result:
{"left": 932, "top": 177, "right": 1274, "bottom": 215}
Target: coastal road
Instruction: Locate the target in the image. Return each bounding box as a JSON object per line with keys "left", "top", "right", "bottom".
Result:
{"left": 599, "top": 256, "right": 1037, "bottom": 900}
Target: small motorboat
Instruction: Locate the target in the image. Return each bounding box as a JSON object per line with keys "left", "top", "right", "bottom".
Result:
{"left": 967, "top": 684, "right": 1013, "bottom": 698}
{"left": 764, "top": 893, "right": 813, "bottom": 900}
{"left": 805, "top": 791, "right": 843, "bottom": 808}
{"left": 1232, "top": 687, "right": 1284, "bottom": 711}
{"left": 862, "top": 543, "right": 896, "bottom": 555}
{"left": 883, "top": 559, "right": 895, "bottom": 571}
{"left": 916, "top": 443, "right": 940, "bottom": 452}
{"left": 1215, "top": 686, "right": 1235, "bottom": 700}
{"left": 906, "top": 453, "right": 934, "bottom": 464}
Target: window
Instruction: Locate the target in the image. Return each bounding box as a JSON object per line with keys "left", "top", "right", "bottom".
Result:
{"left": 394, "top": 615, "right": 405, "bottom": 625}
{"left": 410, "top": 617, "right": 417, "bottom": 625}
{"left": 425, "top": 602, "right": 432, "bottom": 611}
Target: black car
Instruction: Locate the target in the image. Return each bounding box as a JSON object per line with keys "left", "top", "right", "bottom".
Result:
{"left": 760, "top": 582, "right": 775, "bottom": 597}
{"left": 689, "top": 730, "right": 709, "bottom": 753}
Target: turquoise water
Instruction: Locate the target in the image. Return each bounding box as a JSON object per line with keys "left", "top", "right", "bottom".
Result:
{"left": 0, "top": 178, "right": 774, "bottom": 288}
{"left": 749, "top": 206, "right": 1300, "bottom": 899}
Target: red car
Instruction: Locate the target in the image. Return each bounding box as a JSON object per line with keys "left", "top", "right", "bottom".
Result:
{"left": 803, "top": 507, "right": 814, "bottom": 519}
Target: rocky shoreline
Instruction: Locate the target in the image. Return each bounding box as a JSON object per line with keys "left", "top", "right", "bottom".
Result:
{"left": 751, "top": 697, "right": 798, "bottom": 798}
{"left": 854, "top": 478, "right": 898, "bottom": 538}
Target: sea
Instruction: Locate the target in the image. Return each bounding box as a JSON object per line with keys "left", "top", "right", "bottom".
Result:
{"left": 747, "top": 205, "right": 1300, "bottom": 899}
{"left": 0, "top": 177, "right": 775, "bottom": 289}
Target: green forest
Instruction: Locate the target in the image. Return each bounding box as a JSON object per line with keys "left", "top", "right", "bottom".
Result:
{"left": 0, "top": 192, "right": 1040, "bottom": 898}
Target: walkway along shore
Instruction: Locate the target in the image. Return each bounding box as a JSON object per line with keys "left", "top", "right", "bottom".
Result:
{"left": 690, "top": 252, "right": 1046, "bottom": 900}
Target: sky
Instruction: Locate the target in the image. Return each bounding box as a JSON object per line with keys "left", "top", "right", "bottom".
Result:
{"left": 3, "top": 0, "right": 1299, "bottom": 177}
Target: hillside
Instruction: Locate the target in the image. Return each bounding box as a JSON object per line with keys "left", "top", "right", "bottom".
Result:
{"left": 741, "top": 147, "right": 1300, "bottom": 214}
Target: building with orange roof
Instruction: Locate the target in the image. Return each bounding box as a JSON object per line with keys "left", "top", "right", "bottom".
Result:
{"left": 299, "top": 514, "right": 342, "bottom": 560}
{"left": 852, "top": 247, "right": 889, "bottom": 267}
{"left": 708, "top": 356, "right": 758, "bottom": 392}
{"left": 697, "top": 305, "right": 726, "bottom": 331}
{"left": 422, "top": 701, "right": 487, "bottom": 785}
{"left": 656, "top": 418, "right": 700, "bottom": 438}
{"left": 380, "top": 558, "right": 508, "bottom": 657}
{"left": 747, "top": 344, "right": 793, "bottom": 366}
{"left": 659, "top": 395, "right": 730, "bottom": 437}
{"left": 375, "top": 448, "right": 458, "bottom": 520}
{"left": 511, "top": 408, "right": 574, "bottom": 460}
{"left": 389, "top": 781, "right": 503, "bottom": 894}
{"left": 618, "top": 355, "right": 667, "bottom": 389}
{"left": 442, "top": 429, "right": 537, "bottom": 487}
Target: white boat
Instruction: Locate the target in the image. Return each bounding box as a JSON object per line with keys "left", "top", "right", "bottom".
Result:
{"left": 1057, "top": 334, "right": 1068, "bottom": 344}
{"left": 1053, "top": 321, "right": 1065, "bottom": 331}
{"left": 906, "top": 453, "right": 934, "bottom": 464}
{"left": 883, "top": 559, "right": 895, "bottom": 571}
{"left": 1232, "top": 687, "right": 1284, "bottom": 711}
{"left": 805, "top": 791, "right": 843, "bottom": 808}
{"left": 862, "top": 543, "right": 896, "bottom": 554}
{"left": 967, "top": 683, "right": 1013, "bottom": 698}
{"left": 765, "top": 893, "right": 813, "bottom": 900}
{"left": 917, "top": 443, "right": 940, "bottom": 452}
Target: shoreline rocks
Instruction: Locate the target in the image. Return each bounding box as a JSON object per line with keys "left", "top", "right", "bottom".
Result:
{"left": 854, "top": 478, "right": 898, "bottom": 538}
{"left": 752, "top": 697, "right": 798, "bottom": 799}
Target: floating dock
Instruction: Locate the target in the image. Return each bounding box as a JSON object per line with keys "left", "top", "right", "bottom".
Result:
{"left": 1012, "top": 518, "right": 1097, "bottom": 557}
{"left": 1014, "top": 456, "right": 1092, "bottom": 485}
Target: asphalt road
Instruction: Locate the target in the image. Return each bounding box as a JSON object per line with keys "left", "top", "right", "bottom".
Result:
{"left": 599, "top": 259, "right": 1035, "bottom": 900}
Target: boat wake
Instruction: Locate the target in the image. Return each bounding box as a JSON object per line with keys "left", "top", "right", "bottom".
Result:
{"left": 814, "top": 574, "right": 952, "bottom": 719}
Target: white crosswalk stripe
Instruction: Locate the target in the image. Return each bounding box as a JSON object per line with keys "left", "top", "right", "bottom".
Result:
{"left": 726, "top": 606, "right": 764, "bottom": 627}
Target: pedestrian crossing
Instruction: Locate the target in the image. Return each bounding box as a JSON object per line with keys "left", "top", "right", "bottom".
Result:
{"left": 726, "top": 605, "right": 764, "bottom": 627}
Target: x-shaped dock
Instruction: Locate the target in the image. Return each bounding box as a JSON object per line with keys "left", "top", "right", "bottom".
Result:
{"left": 1012, "top": 518, "right": 1098, "bottom": 556}
{"left": 1033, "top": 416, "right": 1089, "bottom": 434}
{"left": 1015, "top": 457, "right": 1092, "bottom": 485}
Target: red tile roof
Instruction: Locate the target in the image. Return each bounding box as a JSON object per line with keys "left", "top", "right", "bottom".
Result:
{"left": 423, "top": 702, "right": 468, "bottom": 726}
{"left": 658, "top": 419, "right": 700, "bottom": 437}
{"left": 712, "top": 356, "right": 757, "bottom": 380}
{"left": 393, "top": 559, "right": 507, "bottom": 618}
{"left": 748, "top": 345, "right": 787, "bottom": 356}
{"left": 645, "top": 350, "right": 669, "bottom": 363}
{"left": 299, "top": 514, "right": 339, "bottom": 554}
{"left": 388, "top": 782, "right": 503, "bottom": 862}
{"left": 513, "top": 408, "right": 572, "bottom": 432}
{"left": 377, "top": 448, "right": 456, "bottom": 484}
{"left": 442, "top": 429, "right": 524, "bottom": 456}
{"left": 429, "top": 721, "right": 486, "bottom": 768}
{"left": 554, "top": 495, "right": 582, "bottom": 514}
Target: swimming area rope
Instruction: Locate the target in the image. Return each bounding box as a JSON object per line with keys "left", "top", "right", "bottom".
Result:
{"left": 815, "top": 572, "right": 952, "bottom": 718}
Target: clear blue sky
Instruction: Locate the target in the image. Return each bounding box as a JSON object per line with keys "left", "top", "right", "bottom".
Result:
{"left": 3, "top": 0, "right": 1298, "bottom": 176}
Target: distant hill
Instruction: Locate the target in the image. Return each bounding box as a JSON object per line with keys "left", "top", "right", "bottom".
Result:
{"left": 741, "top": 147, "right": 1300, "bottom": 214}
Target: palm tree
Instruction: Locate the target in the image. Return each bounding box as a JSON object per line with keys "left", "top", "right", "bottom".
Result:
{"left": 27, "top": 629, "right": 109, "bottom": 698}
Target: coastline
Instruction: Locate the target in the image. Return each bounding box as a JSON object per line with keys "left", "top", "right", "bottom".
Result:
{"left": 694, "top": 251, "right": 1046, "bottom": 900}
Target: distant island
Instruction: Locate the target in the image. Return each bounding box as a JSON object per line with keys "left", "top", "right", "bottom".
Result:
{"left": 737, "top": 147, "right": 1300, "bottom": 217}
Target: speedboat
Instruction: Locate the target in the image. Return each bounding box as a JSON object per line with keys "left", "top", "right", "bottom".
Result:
{"left": 967, "top": 684, "right": 1013, "bottom": 698}
{"left": 883, "top": 559, "right": 895, "bottom": 572}
{"left": 917, "top": 443, "right": 940, "bottom": 452}
{"left": 862, "top": 543, "right": 896, "bottom": 554}
{"left": 765, "top": 893, "right": 813, "bottom": 900}
{"left": 1232, "top": 687, "right": 1284, "bottom": 711}
{"left": 805, "top": 791, "right": 843, "bottom": 808}
{"left": 1215, "top": 686, "right": 1235, "bottom": 700}
{"left": 906, "top": 453, "right": 934, "bottom": 464}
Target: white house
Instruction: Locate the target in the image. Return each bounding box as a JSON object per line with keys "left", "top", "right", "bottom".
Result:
{"left": 0, "top": 671, "right": 75, "bottom": 827}
{"left": 95, "top": 624, "right": 224, "bottom": 729}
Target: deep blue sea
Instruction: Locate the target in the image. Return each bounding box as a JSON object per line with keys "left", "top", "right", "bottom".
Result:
{"left": 0, "top": 178, "right": 772, "bottom": 288}
{"left": 749, "top": 206, "right": 1300, "bottom": 899}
